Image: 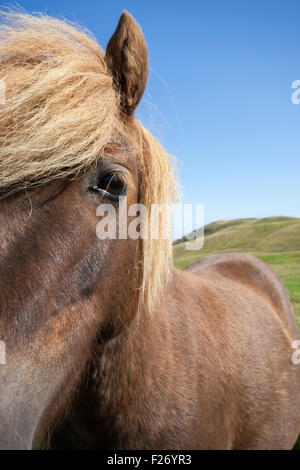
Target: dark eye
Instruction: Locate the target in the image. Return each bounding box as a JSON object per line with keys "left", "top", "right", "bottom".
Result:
{"left": 89, "top": 172, "right": 127, "bottom": 200}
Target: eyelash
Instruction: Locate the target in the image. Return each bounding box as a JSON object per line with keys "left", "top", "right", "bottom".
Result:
{"left": 88, "top": 171, "right": 127, "bottom": 200}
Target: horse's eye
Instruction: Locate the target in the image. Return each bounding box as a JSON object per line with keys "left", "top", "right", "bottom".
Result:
{"left": 99, "top": 174, "right": 127, "bottom": 196}
{"left": 89, "top": 172, "right": 127, "bottom": 199}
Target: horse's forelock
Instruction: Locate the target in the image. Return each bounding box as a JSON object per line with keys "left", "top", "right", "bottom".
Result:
{"left": 0, "top": 10, "right": 178, "bottom": 312}
{"left": 0, "top": 10, "right": 120, "bottom": 192}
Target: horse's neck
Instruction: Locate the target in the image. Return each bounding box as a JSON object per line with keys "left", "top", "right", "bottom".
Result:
{"left": 94, "top": 283, "right": 171, "bottom": 399}
{"left": 98, "top": 301, "right": 159, "bottom": 396}
{"left": 97, "top": 270, "right": 180, "bottom": 397}
{"left": 51, "top": 270, "right": 197, "bottom": 448}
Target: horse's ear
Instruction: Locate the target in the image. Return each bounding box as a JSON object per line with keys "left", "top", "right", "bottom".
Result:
{"left": 106, "top": 11, "right": 148, "bottom": 116}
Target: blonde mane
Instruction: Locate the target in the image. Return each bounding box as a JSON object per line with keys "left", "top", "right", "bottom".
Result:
{"left": 0, "top": 11, "right": 177, "bottom": 311}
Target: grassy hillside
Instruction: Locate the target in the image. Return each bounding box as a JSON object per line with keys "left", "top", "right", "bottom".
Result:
{"left": 173, "top": 217, "right": 300, "bottom": 333}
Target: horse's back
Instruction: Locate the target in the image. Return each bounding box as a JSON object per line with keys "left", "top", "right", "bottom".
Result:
{"left": 184, "top": 253, "right": 298, "bottom": 339}
{"left": 178, "top": 253, "right": 300, "bottom": 449}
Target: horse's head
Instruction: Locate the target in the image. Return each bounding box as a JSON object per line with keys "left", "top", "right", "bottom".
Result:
{"left": 0, "top": 11, "right": 175, "bottom": 449}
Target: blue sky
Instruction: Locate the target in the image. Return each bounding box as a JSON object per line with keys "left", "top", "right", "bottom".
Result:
{"left": 8, "top": 0, "right": 300, "bottom": 230}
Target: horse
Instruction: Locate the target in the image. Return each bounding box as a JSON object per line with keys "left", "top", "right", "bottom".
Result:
{"left": 0, "top": 10, "right": 299, "bottom": 450}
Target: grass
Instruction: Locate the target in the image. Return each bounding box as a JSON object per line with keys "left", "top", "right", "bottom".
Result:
{"left": 173, "top": 217, "right": 300, "bottom": 449}
{"left": 254, "top": 252, "right": 300, "bottom": 327}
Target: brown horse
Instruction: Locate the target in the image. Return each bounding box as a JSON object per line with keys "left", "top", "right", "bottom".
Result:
{"left": 0, "top": 11, "right": 299, "bottom": 450}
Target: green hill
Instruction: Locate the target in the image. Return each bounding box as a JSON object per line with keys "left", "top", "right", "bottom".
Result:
{"left": 173, "top": 217, "right": 300, "bottom": 333}
{"left": 173, "top": 216, "right": 300, "bottom": 257}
